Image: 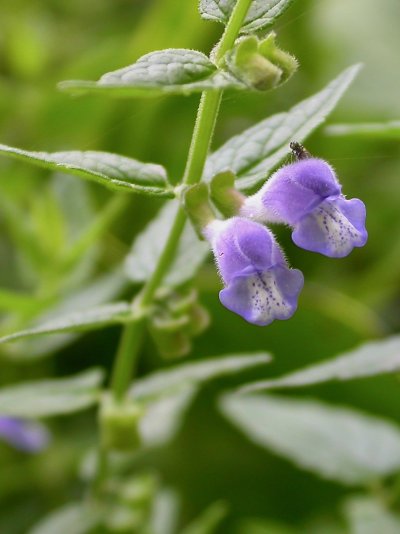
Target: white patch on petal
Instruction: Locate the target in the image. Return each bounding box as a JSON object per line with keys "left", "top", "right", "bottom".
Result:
{"left": 314, "top": 202, "right": 363, "bottom": 255}
{"left": 241, "top": 193, "right": 285, "bottom": 224}
{"left": 247, "top": 271, "right": 293, "bottom": 324}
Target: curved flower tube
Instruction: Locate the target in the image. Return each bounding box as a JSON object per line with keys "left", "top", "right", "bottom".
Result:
{"left": 241, "top": 158, "right": 367, "bottom": 258}
{"left": 0, "top": 417, "right": 50, "bottom": 452}
{"left": 203, "top": 217, "right": 304, "bottom": 326}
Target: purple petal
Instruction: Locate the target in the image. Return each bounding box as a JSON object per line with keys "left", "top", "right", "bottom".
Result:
{"left": 0, "top": 417, "right": 50, "bottom": 453}
{"left": 242, "top": 159, "right": 341, "bottom": 225}
{"left": 204, "top": 218, "right": 280, "bottom": 284}
{"left": 219, "top": 265, "right": 304, "bottom": 326}
{"left": 292, "top": 197, "right": 367, "bottom": 258}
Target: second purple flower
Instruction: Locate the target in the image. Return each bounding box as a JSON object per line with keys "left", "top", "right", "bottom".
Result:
{"left": 0, "top": 417, "right": 49, "bottom": 452}
{"left": 203, "top": 217, "right": 304, "bottom": 326}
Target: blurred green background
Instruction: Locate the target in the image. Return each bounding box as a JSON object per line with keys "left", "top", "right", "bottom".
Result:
{"left": 1, "top": 0, "right": 400, "bottom": 532}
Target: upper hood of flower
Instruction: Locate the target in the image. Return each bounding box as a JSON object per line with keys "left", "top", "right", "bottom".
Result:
{"left": 242, "top": 158, "right": 341, "bottom": 225}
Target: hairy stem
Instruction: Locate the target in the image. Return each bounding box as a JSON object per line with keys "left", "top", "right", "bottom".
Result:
{"left": 110, "top": 0, "right": 253, "bottom": 403}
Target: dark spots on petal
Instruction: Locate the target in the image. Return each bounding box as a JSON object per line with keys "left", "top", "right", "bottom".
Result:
{"left": 316, "top": 203, "right": 363, "bottom": 253}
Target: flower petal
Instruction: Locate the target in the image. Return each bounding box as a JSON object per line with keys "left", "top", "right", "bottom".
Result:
{"left": 0, "top": 417, "right": 50, "bottom": 452}
{"left": 242, "top": 159, "right": 341, "bottom": 225}
{"left": 292, "top": 197, "right": 367, "bottom": 257}
{"left": 205, "top": 217, "right": 279, "bottom": 284}
{"left": 219, "top": 266, "right": 304, "bottom": 326}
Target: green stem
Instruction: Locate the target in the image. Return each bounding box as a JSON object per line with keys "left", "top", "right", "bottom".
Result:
{"left": 110, "top": 0, "right": 254, "bottom": 402}
{"left": 183, "top": 91, "right": 222, "bottom": 185}
{"left": 139, "top": 207, "right": 187, "bottom": 307}
{"left": 110, "top": 317, "right": 146, "bottom": 401}
{"left": 214, "top": 0, "right": 253, "bottom": 62}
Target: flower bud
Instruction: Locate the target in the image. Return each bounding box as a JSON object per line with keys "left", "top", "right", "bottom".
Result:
{"left": 149, "top": 314, "right": 192, "bottom": 359}
{"left": 167, "top": 288, "right": 198, "bottom": 315}
{"left": 258, "top": 32, "right": 298, "bottom": 84}
{"left": 209, "top": 171, "right": 245, "bottom": 217}
{"left": 120, "top": 474, "right": 158, "bottom": 508}
{"left": 183, "top": 183, "right": 216, "bottom": 237}
{"left": 99, "top": 395, "right": 143, "bottom": 452}
{"left": 185, "top": 302, "right": 210, "bottom": 336}
{"left": 149, "top": 289, "right": 210, "bottom": 358}
{"left": 224, "top": 34, "right": 297, "bottom": 91}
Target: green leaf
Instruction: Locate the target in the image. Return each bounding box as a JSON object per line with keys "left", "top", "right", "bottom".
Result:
{"left": 344, "top": 497, "right": 400, "bottom": 534}
{"left": 29, "top": 503, "right": 101, "bottom": 534}
{"left": 4, "top": 270, "right": 129, "bottom": 361}
{"left": 59, "top": 49, "right": 244, "bottom": 97}
{"left": 0, "top": 144, "right": 172, "bottom": 196}
{"left": 151, "top": 489, "right": 180, "bottom": 534}
{"left": 140, "top": 385, "right": 198, "bottom": 446}
{"left": 181, "top": 501, "right": 229, "bottom": 534}
{"left": 236, "top": 518, "right": 297, "bottom": 534}
{"left": 199, "top": 0, "right": 294, "bottom": 34}
{"left": 130, "top": 352, "right": 271, "bottom": 400}
{"left": 0, "top": 288, "right": 42, "bottom": 314}
{"left": 138, "top": 354, "right": 270, "bottom": 446}
{"left": 240, "top": 335, "right": 400, "bottom": 393}
{"left": 0, "top": 302, "right": 132, "bottom": 345}
{"left": 125, "top": 200, "right": 209, "bottom": 288}
{"left": 325, "top": 121, "right": 400, "bottom": 139}
{"left": 220, "top": 394, "right": 400, "bottom": 485}
{"left": 0, "top": 368, "right": 104, "bottom": 418}
{"left": 205, "top": 64, "right": 361, "bottom": 191}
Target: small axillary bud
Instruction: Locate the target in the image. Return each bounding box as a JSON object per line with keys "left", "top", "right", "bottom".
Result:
{"left": 149, "top": 315, "right": 191, "bottom": 359}
{"left": 210, "top": 170, "right": 246, "bottom": 217}
{"left": 223, "top": 33, "right": 298, "bottom": 91}
{"left": 148, "top": 288, "right": 210, "bottom": 359}
{"left": 99, "top": 394, "right": 143, "bottom": 451}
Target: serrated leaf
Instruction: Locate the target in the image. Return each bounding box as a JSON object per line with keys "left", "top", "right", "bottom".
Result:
{"left": 130, "top": 352, "right": 270, "bottom": 400}
{"left": 0, "top": 144, "right": 172, "bottom": 196}
{"left": 325, "top": 121, "right": 400, "bottom": 139}
{"left": 221, "top": 394, "right": 400, "bottom": 485}
{"left": 0, "top": 368, "right": 104, "bottom": 418}
{"left": 59, "top": 49, "right": 244, "bottom": 97}
{"left": 0, "top": 302, "right": 132, "bottom": 345}
{"left": 240, "top": 335, "right": 400, "bottom": 393}
{"left": 29, "top": 503, "right": 101, "bottom": 534}
{"left": 205, "top": 64, "right": 361, "bottom": 191}
{"left": 200, "top": 0, "right": 294, "bottom": 34}
{"left": 125, "top": 200, "right": 209, "bottom": 288}
{"left": 344, "top": 496, "right": 400, "bottom": 534}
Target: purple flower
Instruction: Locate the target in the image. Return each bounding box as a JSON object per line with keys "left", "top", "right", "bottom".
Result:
{"left": 203, "top": 217, "right": 304, "bottom": 326}
{"left": 241, "top": 158, "right": 367, "bottom": 258}
{"left": 0, "top": 417, "right": 50, "bottom": 452}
